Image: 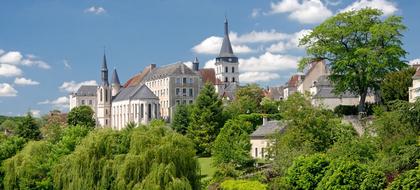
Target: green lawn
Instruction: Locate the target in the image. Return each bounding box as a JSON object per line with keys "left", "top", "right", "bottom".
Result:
{"left": 198, "top": 157, "right": 216, "bottom": 180}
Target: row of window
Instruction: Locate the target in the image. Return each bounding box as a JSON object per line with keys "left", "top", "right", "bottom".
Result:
{"left": 154, "top": 88, "right": 169, "bottom": 97}
{"left": 81, "top": 99, "right": 93, "bottom": 105}
{"left": 99, "top": 89, "right": 109, "bottom": 102}
{"left": 175, "top": 77, "right": 194, "bottom": 84}
{"left": 175, "top": 88, "right": 194, "bottom": 97}
{"left": 224, "top": 77, "right": 236, "bottom": 83}
{"left": 175, "top": 99, "right": 194, "bottom": 105}
{"left": 217, "top": 66, "right": 236, "bottom": 74}
{"left": 147, "top": 78, "right": 169, "bottom": 88}
{"left": 112, "top": 103, "right": 158, "bottom": 119}
{"left": 254, "top": 147, "right": 266, "bottom": 158}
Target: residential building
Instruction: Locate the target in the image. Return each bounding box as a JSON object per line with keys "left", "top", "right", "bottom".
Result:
{"left": 250, "top": 118, "right": 286, "bottom": 159}
{"left": 409, "top": 66, "right": 420, "bottom": 102}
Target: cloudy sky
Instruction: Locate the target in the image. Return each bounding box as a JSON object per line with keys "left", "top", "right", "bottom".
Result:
{"left": 0, "top": 0, "right": 419, "bottom": 116}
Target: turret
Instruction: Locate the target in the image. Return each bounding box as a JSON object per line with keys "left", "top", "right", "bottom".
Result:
{"left": 192, "top": 57, "right": 199, "bottom": 71}
{"left": 101, "top": 53, "right": 109, "bottom": 86}
{"left": 112, "top": 68, "right": 121, "bottom": 96}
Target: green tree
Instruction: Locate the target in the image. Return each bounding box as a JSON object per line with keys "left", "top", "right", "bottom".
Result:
{"left": 285, "top": 154, "right": 330, "bottom": 190}
{"left": 220, "top": 180, "right": 267, "bottom": 190}
{"left": 226, "top": 84, "right": 264, "bottom": 116}
{"left": 299, "top": 8, "right": 407, "bottom": 112}
{"left": 389, "top": 165, "right": 420, "bottom": 190}
{"left": 381, "top": 67, "right": 416, "bottom": 103}
{"left": 15, "top": 113, "right": 41, "bottom": 140}
{"left": 67, "top": 105, "right": 96, "bottom": 128}
{"left": 0, "top": 120, "right": 17, "bottom": 134}
{"left": 171, "top": 104, "right": 191, "bottom": 135}
{"left": 212, "top": 119, "right": 253, "bottom": 169}
{"left": 187, "top": 83, "right": 223, "bottom": 156}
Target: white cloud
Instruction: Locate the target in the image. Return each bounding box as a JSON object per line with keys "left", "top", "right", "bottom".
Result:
{"left": 204, "top": 59, "right": 216, "bottom": 69}
{"left": 38, "top": 96, "right": 69, "bottom": 110}
{"left": 240, "top": 72, "right": 281, "bottom": 83}
{"left": 251, "top": 8, "right": 261, "bottom": 18}
{"left": 0, "top": 51, "right": 23, "bottom": 64}
{"left": 0, "top": 64, "right": 23, "bottom": 77}
{"left": 192, "top": 36, "right": 253, "bottom": 55}
{"left": 239, "top": 52, "right": 300, "bottom": 72}
{"left": 340, "top": 0, "right": 397, "bottom": 16}
{"left": 0, "top": 83, "right": 17, "bottom": 97}
{"left": 30, "top": 109, "right": 41, "bottom": 117}
{"left": 14, "top": 77, "right": 40, "bottom": 86}
{"left": 59, "top": 80, "right": 98, "bottom": 93}
{"left": 0, "top": 50, "right": 50, "bottom": 69}
{"left": 270, "top": 0, "right": 333, "bottom": 24}
{"left": 266, "top": 29, "right": 312, "bottom": 52}
{"left": 409, "top": 58, "right": 420, "bottom": 65}
{"left": 0, "top": 49, "right": 4, "bottom": 55}
{"left": 230, "top": 30, "right": 290, "bottom": 44}
{"left": 84, "top": 6, "right": 106, "bottom": 15}
{"left": 63, "top": 59, "right": 71, "bottom": 69}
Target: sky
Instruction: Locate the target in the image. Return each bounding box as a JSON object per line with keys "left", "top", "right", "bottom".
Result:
{"left": 0, "top": 0, "right": 419, "bottom": 117}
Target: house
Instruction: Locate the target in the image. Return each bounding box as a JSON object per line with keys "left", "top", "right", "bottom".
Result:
{"left": 264, "top": 86, "right": 284, "bottom": 101}
{"left": 409, "top": 66, "right": 420, "bottom": 102}
{"left": 297, "top": 60, "right": 329, "bottom": 93}
{"left": 250, "top": 118, "right": 286, "bottom": 159}
{"left": 283, "top": 74, "right": 304, "bottom": 100}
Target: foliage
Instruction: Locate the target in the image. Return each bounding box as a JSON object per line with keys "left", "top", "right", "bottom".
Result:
{"left": 212, "top": 119, "right": 253, "bottom": 170}
{"left": 52, "top": 126, "right": 200, "bottom": 190}
{"left": 15, "top": 113, "right": 41, "bottom": 140}
{"left": 327, "top": 136, "right": 378, "bottom": 164}
{"left": 316, "top": 161, "right": 386, "bottom": 190}
{"left": 225, "top": 84, "right": 264, "bottom": 116}
{"left": 0, "top": 135, "right": 27, "bottom": 189}
{"left": 300, "top": 8, "right": 407, "bottom": 112}
{"left": 67, "top": 105, "right": 96, "bottom": 128}
{"left": 389, "top": 165, "right": 420, "bottom": 190}
{"left": 172, "top": 104, "right": 191, "bottom": 135}
{"left": 187, "top": 83, "right": 224, "bottom": 156}
{"left": 334, "top": 105, "right": 359, "bottom": 115}
{"left": 381, "top": 68, "right": 416, "bottom": 103}
{"left": 284, "top": 154, "right": 330, "bottom": 190}
{"left": 220, "top": 179, "right": 267, "bottom": 190}
{"left": 0, "top": 120, "right": 17, "bottom": 133}
{"left": 260, "top": 97, "right": 281, "bottom": 114}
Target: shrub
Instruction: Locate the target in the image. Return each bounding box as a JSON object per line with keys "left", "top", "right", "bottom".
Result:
{"left": 220, "top": 180, "right": 267, "bottom": 190}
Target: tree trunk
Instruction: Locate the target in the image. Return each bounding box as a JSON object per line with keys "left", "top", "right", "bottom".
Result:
{"left": 358, "top": 91, "right": 367, "bottom": 113}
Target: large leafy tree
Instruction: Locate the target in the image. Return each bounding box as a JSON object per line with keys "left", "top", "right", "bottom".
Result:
{"left": 212, "top": 119, "right": 253, "bottom": 169}
{"left": 226, "top": 84, "right": 264, "bottom": 116}
{"left": 67, "top": 105, "right": 96, "bottom": 128}
{"left": 187, "top": 83, "right": 223, "bottom": 156}
{"left": 299, "top": 8, "right": 407, "bottom": 112}
{"left": 381, "top": 67, "right": 416, "bottom": 103}
{"left": 15, "top": 113, "right": 41, "bottom": 140}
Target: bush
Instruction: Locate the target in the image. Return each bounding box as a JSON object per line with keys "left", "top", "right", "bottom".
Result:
{"left": 285, "top": 154, "right": 330, "bottom": 190}
{"left": 220, "top": 179, "right": 267, "bottom": 190}
{"left": 334, "top": 104, "right": 377, "bottom": 116}
{"left": 389, "top": 165, "right": 420, "bottom": 190}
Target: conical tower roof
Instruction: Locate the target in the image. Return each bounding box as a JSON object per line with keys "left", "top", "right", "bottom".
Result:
{"left": 112, "top": 68, "right": 121, "bottom": 86}
{"left": 218, "top": 18, "right": 235, "bottom": 58}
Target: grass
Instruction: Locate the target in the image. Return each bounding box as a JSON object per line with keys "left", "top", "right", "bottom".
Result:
{"left": 198, "top": 157, "right": 216, "bottom": 181}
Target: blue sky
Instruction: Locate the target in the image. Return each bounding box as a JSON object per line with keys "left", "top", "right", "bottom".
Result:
{"left": 0, "top": 0, "right": 419, "bottom": 116}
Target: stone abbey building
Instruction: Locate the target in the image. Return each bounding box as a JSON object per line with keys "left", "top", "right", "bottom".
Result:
{"left": 69, "top": 19, "right": 240, "bottom": 129}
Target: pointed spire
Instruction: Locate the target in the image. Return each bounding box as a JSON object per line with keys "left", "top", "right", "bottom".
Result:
{"left": 193, "top": 57, "right": 199, "bottom": 63}
{"left": 192, "top": 57, "right": 199, "bottom": 71}
{"left": 218, "top": 17, "right": 235, "bottom": 58}
{"left": 112, "top": 68, "right": 121, "bottom": 86}
{"left": 101, "top": 52, "right": 109, "bottom": 86}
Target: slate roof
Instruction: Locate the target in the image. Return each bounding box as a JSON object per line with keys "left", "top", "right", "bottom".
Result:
{"left": 265, "top": 86, "right": 284, "bottom": 100}
{"left": 142, "top": 62, "right": 198, "bottom": 81}
{"left": 75, "top": 85, "right": 97, "bottom": 96}
{"left": 218, "top": 19, "right": 235, "bottom": 58}
{"left": 113, "top": 84, "right": 158, "bottom": 102}
{"left": 286, "top": 74, "right": 304, "bottom": 87}
{"left": 312, "top": 75, "right": 357, "bottom": 98}
{"left": 250, "top": 120, "right": 286, "bottom": 138}
{"left": 112, "top": 68, "right": 121, "bottom": 85}
{"left": 413, "top": 67, "right": 420, "bottom": 79}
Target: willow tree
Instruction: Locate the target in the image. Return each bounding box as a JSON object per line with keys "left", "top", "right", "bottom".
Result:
{"left": 299, "top": 8, "right": 407, "bottom": 112}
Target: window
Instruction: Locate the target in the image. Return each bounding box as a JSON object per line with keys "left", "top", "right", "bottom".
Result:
{"left": 183, "top": 77, "right": 187, "bottom": 84}
{"left": 105, "top": 90, "right": 108, "bottom": 102}
{"left": 176, "top": 88, "right": 180, "bottom": 95}
{"left": 232, "top": 67, "right": 235, "bottom": 73}
{"left": 182, "top": 88, "right": 186, "bottom": 96}
{"left": 81, "top": 100, "right": 85, "bottom": 105}
{"left": 232, "top": 77, "right": 235, "bottom": 82}
{"left": 182, "top": 100, "right": 187, "bottom": 104}
{"left": 189, "top": 100, "right": 193, "bottom": 104}
{"left": 105, "top": 109, "right": 108, "bottom": 115}
{"left": 89, "top": 100, "right": 92, "bottom": 105}
{"left": 176, "top": 78, "right": 181, "bottom": 84}
{"left": 189, "top": 88, "right": 193, "bottom": 97}
{"left": 262, "top": 148, "right": 265, "bottom": 158}
{"left": 225, "top": 66, "right": 228, "bottom": 73}
{"left": 155, "top": 104, "right": 158, "bottom": 118}
{"left": 225, "top": 77, "right": 228, "bottom": 82}
{"left": 176, "top": 100, "right": 180, "bottom": 105}
{"left": 255, "top": 148, "right": 258, "bottom": 157}
{"left": 140, "top": 104, "right": 144, "bottom": 118}
{"left": 100, "top": 89, "right": 103, "bottom": 102}
{"left": 189, "top": 78, "right": 193, "bottom": 84}
{"left": 148, "top": 104, "right": 152, "bottom": 119}
{"left": 105, "top": 119, "right": 108, "bottom": 125}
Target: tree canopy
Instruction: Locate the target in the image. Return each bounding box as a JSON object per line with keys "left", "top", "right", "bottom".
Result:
{"left": 381, "top": 67, "right": 416, "bottom": 103}
{"left": 67, "top": 105, "right": 96, "bottom": 128}
{"left": 299, "top": 8, "right": 407, "bottom": 112}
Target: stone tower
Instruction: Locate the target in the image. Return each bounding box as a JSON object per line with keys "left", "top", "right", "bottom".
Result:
{"left": 214, "top": 18, "right": 239, "bottom": 94}
{"left": 111, "top": 68, "right": 121, "bottom": 97}
{"left": 96, "top": 53, "right": 112, "bottom": 127}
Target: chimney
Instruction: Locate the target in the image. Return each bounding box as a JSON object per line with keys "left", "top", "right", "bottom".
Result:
{"left": 192, "top": 57, "right": 199, "bottom": 71}
{"left": 263, "top": 117, "right": 268, "bottom": 126}
{"left": 148, "top": 64, "right": 156, "bottom": 72}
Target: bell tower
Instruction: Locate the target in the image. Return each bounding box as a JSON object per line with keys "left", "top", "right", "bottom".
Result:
{"left": 96, "top": 53, "right": 112, "bottom": 127}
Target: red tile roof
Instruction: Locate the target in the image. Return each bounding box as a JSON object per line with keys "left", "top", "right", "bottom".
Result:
{"left": 199, "top": 68, "right": 217, "bottom": 85}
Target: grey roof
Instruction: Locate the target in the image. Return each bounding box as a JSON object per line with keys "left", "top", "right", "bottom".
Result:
{"left": 268, "top": 86, "right": 284, "bottom": 100}
{"left": 193, "top": 57, "right": 199, "bottom": 63}
{"left": 250, "top": 120, "right": 286, "bottom": 138}
{"left": 218, "top": 19, "right": 235, "bottom": 58}
{"left": 143, "top": 62, "right": 198, "bottom": 81}
{"left": 75, "top": 85, "right": 97, "bottom": 96}
{"left": 312, "top": 75, "right": 357, "bottom": 98}
{"left": 101, "top": 53, "right": 109, "bottom": 86}
{"left": 112, "top": 68, "right": 121, "bottom": 86}
{"left": 113, "top": 84, "right": 158, "bottom": 102}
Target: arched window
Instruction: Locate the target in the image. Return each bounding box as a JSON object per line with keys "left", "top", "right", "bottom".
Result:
{"left": 232, "top": 67, "right": 235, "bottom": 73}
{"left": 100, "top": 89, "right": 103, "bottom": 102}
{"left": 232, "top": 77, "right": 235, "bottom": 82}
{"left": 225, "top": 77, "right": 228, "bottom": 82}
{"left": 105, "top": 90, "right": 108, "bottom": 102}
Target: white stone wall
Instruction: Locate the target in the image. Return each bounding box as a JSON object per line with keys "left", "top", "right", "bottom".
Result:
{"left": 111, "top": 99, "right": 160, "bottom": 130}
{"left": 96, "top": 86, "right": 112, "bottom": 127}
{"left": 250, "top": 138, "right": 270, "bottom": 159}
{"left": 409, "top": 79, "right": 420, "bottom": 102}
{"left": 68, "top": 94, "right": 97, "bottom": 115}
